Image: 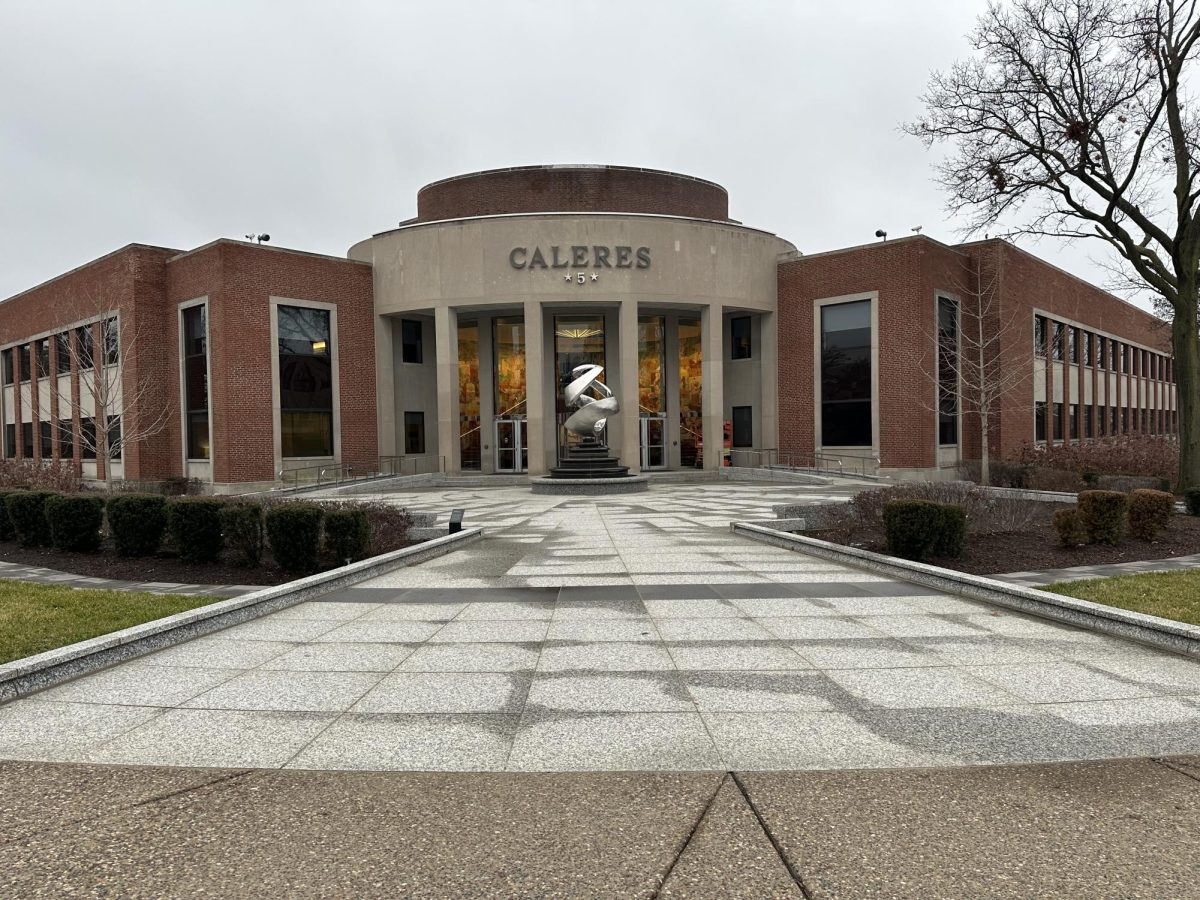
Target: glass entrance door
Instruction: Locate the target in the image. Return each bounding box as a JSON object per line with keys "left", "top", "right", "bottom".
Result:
{"left": 640, "top": 416, "right": 667, "bottom": 469}
{"left": 495, "top": 418, "right": 527, "bottom": 473}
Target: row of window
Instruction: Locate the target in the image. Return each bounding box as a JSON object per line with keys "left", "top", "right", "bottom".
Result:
{"left": 2, "top": 417, "right": 121, "bottom": 461}
{"left": 1034, "top": 401, "right": 1176, "bottom": 442}
{"left": 0, "top": 318, "right": 118, "bottom": 385}
{"left": 1034, "top": 316, "right": 1172, "bottom": 382}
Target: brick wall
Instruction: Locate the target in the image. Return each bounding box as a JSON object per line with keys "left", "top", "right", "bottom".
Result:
{"left": 415, "top": 165, "right": 730, "bottom": 222}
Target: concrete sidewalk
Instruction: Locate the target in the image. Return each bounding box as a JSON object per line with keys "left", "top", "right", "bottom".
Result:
{"left": 2, "top": 757, "right": 1198, "bottom": 899}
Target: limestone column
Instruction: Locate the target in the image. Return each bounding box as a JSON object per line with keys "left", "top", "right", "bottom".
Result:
{"left": 434, "top": 305, "right": 460, "bottom": 474}
{"left": 374, "top": 315, "right": 396, "bottom": 458}
{"left": 619, "top": 299, "right": 641, "bottom": 473}
{"left": 701, "top": 302, "right": 725, "bottom": 470}
{"left": 523, "top": 299, "right": 547, "bottom": 475}
{"left": 759, "top": 311, "right": 779, "bottom": 458}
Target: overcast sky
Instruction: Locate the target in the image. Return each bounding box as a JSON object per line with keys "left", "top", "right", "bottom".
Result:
{"left": 0, "top": 0, "right": 1144, "bottom": 307}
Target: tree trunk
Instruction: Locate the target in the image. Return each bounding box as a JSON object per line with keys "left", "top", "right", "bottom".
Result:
{"left": 1172, "top": 283, "right": 1200, "bottom": 492}
{"left": 979, "top": 410, "right": 991, "bottom": 486}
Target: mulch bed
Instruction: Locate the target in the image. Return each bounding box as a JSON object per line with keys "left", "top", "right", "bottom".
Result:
{"left": 0, "top": 542, "right": 291, "bottom": 586}
{"left": 811, "top": 513, "right": 1200, "bottom": 577}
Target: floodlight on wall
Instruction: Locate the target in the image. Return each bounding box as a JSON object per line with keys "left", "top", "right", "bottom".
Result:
{"left": 245, "top": 233, "right": 271, "bottom": 244}
{"left": 875, "top": 229, "right": 888, "bottom": 241}
{"left": 912, "top": 225, "right": 923, "bottom": 234}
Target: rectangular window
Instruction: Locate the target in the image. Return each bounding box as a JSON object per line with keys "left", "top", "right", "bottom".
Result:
{"left": 76, "top": 326, "right": 93, "bottom": 371}
{"left": 731, "top": 406, "right": 753, "bottom": 447}
{"left": 36, "top": 339, "right": 50, "bottom": 378}
{"left": 404, "top": 411, "right": 425, "bottom": 454}
{"left": 1097, "top": 336, "right": 1107, "bottom": 369}
{"left": 1068, "top": 328, "right": 1079, "bottom": 364}
{"left": 401, "top": 319, "right": 423, "bottom": 364}
{"left": 1051, "top": 322, "right": 1064, "bottom": 360}
{"left": 820, "top": 299, "right": 872, "bottom": 447}
{"left": 1121, "top": 407, "right": 1128, "bottom": 433}
{"left": 55, "top": 332, "right": 71, "bottom": 374}
{"left": 21, "top": 422, "right": 33, "bottom": 458}
{"left": 107, "top": 416, "right": 122, "bottom": 460}
{"left": 1034, "top": 317, "right": 1047, "bottom": 357}
{"left": 1085, "top": 405, "right": 1094, "bottom": 439}
{"left": 17, "top": 344, "right": 30, "bottom": 382}
{"left": 1082, "top": 332, "right": 1092, "bottom": 366}
{"left": 1035, "top": 401, "right": 1047, "bottom": 442}
{"left": 80, "top": 417, "right": 96, "bottom": 459}
{"left": 182, "top": 305, "right": 210, "bottom": 459}
{"left": 1110, "top": 340, "right": 1119, "bottom": 371}
{"left": 730, "top": 317, "right": 752, "bottom": 360}
{"left": 1, "top": 349, "right": 11, "bottom": 385}
{"left": 278, "top": 305, "right": 334, "bottom": 458}
{"left": 1068, "top": 403, "right": 1078, "bottom": 440}
{"left": 3, "top": 423, "right": 14, "bottom": 459}
{"left": 937, "top": 297, "right": 959, "bottom": 445}
{"left": 58, "top": 419, "right": 73, "bottom": 459}
{"left": 39, "top": 421, "right": 52, "bottom": 458}
{"left": 1110, "top": 406, "right": 1118, "bottom": 434}
{"left": 103, "top": 317, "right": 119, "bottom": 366}
{"left": 1053, "top": 402, "right": 1064, "bottom": 441}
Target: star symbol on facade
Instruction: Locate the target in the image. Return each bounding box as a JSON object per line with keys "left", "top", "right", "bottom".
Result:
{"left": 563, "top": 273, "right": 572, "bottom": 282}
{"left": 590, "top": 273, "right": 599, "bottom": 281}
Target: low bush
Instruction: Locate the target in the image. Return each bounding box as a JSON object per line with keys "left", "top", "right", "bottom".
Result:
{"left": 932, "top": 504, "right": 967, "bottom": 558}
{"left": 986, "top": 461, "right": 1033, "bottom": 489}
{"left": 1127, "top": 489, "right": 1174, "bottom": 541}
{"left": 168, "top": 498, "right": 225, "bottom": 563}
{"left": 1052, "top": 508, "right": 1088, "bottom": 547}
{"left": 324, "top": 508, "right": 371, "bottom": 564}
{"left": 45, "top": 494, "right": 105, "bottom": 552}
{"left": 1012, "top": 436, "right": 1177, "bottom": 487}
{"left": 1096, "top": 474, "right": 1169, "bottom": 494}
{"left": 1026, "top": 467, "right": 1086, "bottom": 493}
{"left": 848, "top": 482, "right": 1040, "bottom": 538}
{"left": 266, "top": 504, "right": 323, "bottom": 573}
{"left": 107, "top": 494, "right": 168, "bottom": 557}
{"left": 1077, "top": 490, "right": 1127, "bottom": 546}
{"left": 0, "top": 489, "right": 16, "bottom": 541}
{"left": 0, "top": 459, "right": 81, "bottom": 493}
{"left": 883, "top": 500, "right": 946, "bottom": 562}
{"left": 6, "top": 491, "right": 55, "bottom": 547}
{"left": 1186, "top": 488, "right": 1200, "bottom": 517}
{"left": 221, "top": 501, "right": 264, "bottom": 567}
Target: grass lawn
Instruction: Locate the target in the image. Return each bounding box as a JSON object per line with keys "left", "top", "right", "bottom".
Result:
{"left": 0, "top": 579, "right": 222, "bottom": 665}
{"left": 1044, "top": 570, "right": 1200, "bottom": 626}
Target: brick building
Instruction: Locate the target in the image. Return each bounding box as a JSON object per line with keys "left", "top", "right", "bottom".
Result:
{"left": 0, "top": 165, "right": 1176, "bottom": 490}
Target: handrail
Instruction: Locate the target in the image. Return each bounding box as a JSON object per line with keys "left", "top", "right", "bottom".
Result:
{"left": 277, "top": 455, "right": 445, "bottom": 489}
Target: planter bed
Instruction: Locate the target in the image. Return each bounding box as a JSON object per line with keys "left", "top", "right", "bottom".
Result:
{"left": 0, "top": 539, "right": 418, "bottom": 587}
{"left": 807, "top": 511, "right": 1200, "bottom": 577}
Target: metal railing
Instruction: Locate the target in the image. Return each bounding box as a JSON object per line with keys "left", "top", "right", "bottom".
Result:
{"left": 277, "top": 455, "right": 445, "bottom": 490}
{"left": 727, "top": 448, "right": 880, "bottom": 477}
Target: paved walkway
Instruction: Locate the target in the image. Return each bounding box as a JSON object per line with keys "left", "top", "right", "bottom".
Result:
{"left": 997, "top": 551, "right": 1200, "bottom": 587}
{"left": 2, "top": 481, "right": 1199, "bottom": 771}
{"left": 3, "top": 757, "right": 1199, "bottom": 898}
{"left": 0, "top": 560, "right": 256, "bottom": 596}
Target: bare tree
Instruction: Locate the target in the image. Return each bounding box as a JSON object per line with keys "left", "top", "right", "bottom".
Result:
{"left": 52, "top": 291, "right": 171, "bottom": 487}
{"left": 905, "top": 0, "right": 1200, "bottom": 490}
{"left": 917, "top": 244, "right": 1034, "bottom": 484}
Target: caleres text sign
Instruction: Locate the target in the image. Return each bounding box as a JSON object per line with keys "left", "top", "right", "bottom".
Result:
{"left": 509, "top": 245, "right": 650, "bottom": 270}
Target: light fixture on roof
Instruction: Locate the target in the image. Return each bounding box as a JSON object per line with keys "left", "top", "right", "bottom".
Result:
{"left": 245, "top": 233, "right": 270, "bottom": 244}
{"left": 912, "top": 225, "right": 923, "bottom": 234}
{"left": 875, "top": 229, "right": 888, "bottom": 241}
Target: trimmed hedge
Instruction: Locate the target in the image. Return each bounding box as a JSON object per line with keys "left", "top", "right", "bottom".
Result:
{"left": 46, "top": 494, "right": 105, "bottom": 552}
{"left": 107, "top": 493, "right": 168, "bottom": 557}
{"left": 221, "top": 501, "right": 264, "bottom": 567}
{"left": 168, "top": 498, "right": 225, "bottom": 563}
{"left": 325, "top": 508, "right": 371, "bottom": 564}
{"left": 1128, "top": 489, "right": 1174, "bottom": 541}
{"left": 883, "top": 500, "right": 944, "bottom": 562}
{"left": 0, "top": 489, "right": 16, "bottom": 541}
{"left": 1077, "top": 490, "right": 1127, "bottom": 546}
{"left": 1053, "top": 508, "right": 1087, "bottom": 547}
{"left": 932, "top": 504, "right": 967, "bottom": 559}
{"left": 6, "top": 491, "right": 55, "bottom": 547}
{"left": 1185, "top": 488, "right": 1200, "bottom": 518}
{"left": 266, "top": 504, "right": 323, "bottom": 573}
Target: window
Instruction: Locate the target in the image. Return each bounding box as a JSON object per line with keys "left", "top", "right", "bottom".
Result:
{"left": 107, "top": 416, "right": 122, "bottom": 460}
{"left": 1121, "top": 407, "right": 1129, "bottom": 433}
{"left": 58, "top": 419, "right": 73, "bottom": 459}
{"left": 182, "top": 305, "right": 210, "bottom": 459}
{"left": 21, "top": 422, "right": 33, "bottom": 458}
{"left": 3, "top": 424, "right": 13, "bottom": 459}
{"left": 1085, "top": 405, "right": 1094, "bottom": 439}
{"left": 55, "top": 332, "right": 71, "bottom": 374}
{"left": 80, "top": 417, "right": 96, "bottom": 459}
{"left": 1035, "top": 401, "right": 1047, "bottom": 442}
{"left": 1110, "top": 406, "right": 1118, "bottom": 434}
{"left": 1034, "top": 317, "right": 1047, "bottom": 357}
{"left": 17, "top": 344, "right": 30, "bottom": 382}
{"left": 36, "top": 339, "right": 49, "bottom": 378}
{"left": 404, "top": 411, "right": 425, "bottom": 454}
{"left": 39, "top": 421, "right": 51, "bottom": 458}
{"left": 103, "top": 317, "right": 119, "bottom": 366}
{"left": 76, "top": 326, "right": 93, "bottom": 371}
{"left": 820, "top": 300, "right": 872, "bottom": 447}
{"left": 1082, "top": 332, "right": 1092, "bottom": 366}
{"left": 1110, "top": 340, "right": 1119, "bottom": 371}
{"left": 937, "top": 297, "right": 959, "bottom": 445}
{"left": 401, "top": 319, "right": 423, "bottom": 364}
{"left": 730, "top": 317, "right": 752, "bottom": 360}
{"left": 1051, "top": 322, "right": 1064, "bottom": 360}
{"left": 1053, "top": 402, "right": 1064, "bottom": 441}
{"left": 732, "top": 406, "right": 753, "bottom": 447}
{"left": 1068, "top": 328, "right": 1079, "bottom": 363}
{"left": 1097, "top": 336, "right": 1107, "bottom": 369}
{"left": 1, "top": 349, "right": 11, "bottom": 385}
{"left": 1068, "top": 404, "right": 1078, "bottom": 440}
{"left": 278, "top": 305, "right": 334, "bottom": 458}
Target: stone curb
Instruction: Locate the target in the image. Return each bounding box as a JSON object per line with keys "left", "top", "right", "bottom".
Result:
{"left": 0, "top": 527, "right": 484, "bottom": 705}
{"left": 730, "top": 521, "right": 1200, "bottom": 659}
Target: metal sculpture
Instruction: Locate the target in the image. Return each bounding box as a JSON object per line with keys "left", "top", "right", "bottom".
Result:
{"left": 563, "top": 364, "right": 619, "bottom": 438}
